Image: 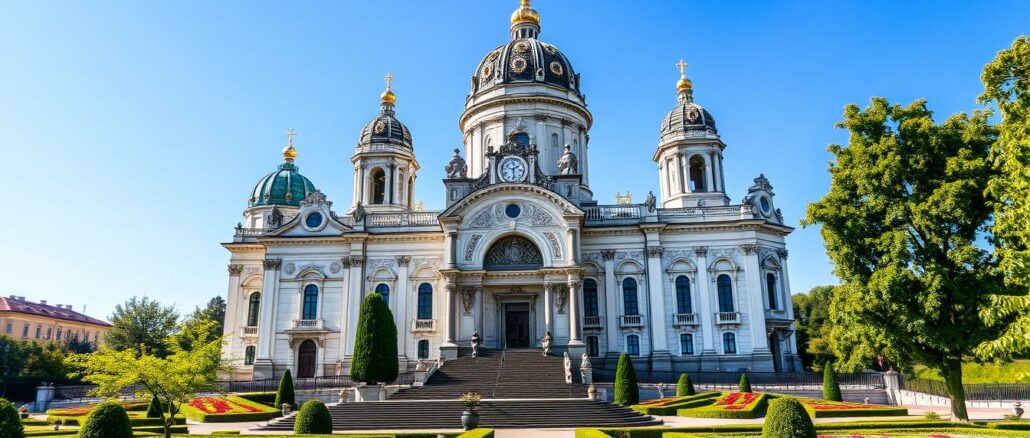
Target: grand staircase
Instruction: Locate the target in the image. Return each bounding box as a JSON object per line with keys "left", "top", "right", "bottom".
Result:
{"left": 259, "top": 348, "right": 661, "bottom": 431}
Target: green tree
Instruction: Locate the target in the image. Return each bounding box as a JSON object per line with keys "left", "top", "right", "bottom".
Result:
{"left": 67, "top": 339, "right": 226, "bottom": 438}
{"left": 738, "top": 373, "right": 752, "bottom": 393}
{"left": 350, "top": 293, "right": 398, "bottom": 384}
{"left": 792, "top": 286, "right": 837, "bottom": 369}
{"left": 171, "top": 315, "right": 220, "bottom": 353}
{"left": 0, "top": 398, "right": 25, "bottom": 438}
{"left": 803, "top": 97, "right": 1002, "bottom": 420}
{"left": 613, "top": 353, "right": 638, "bottom": 405}
{"left": 822, "top": 362, "right": 842, "bottom": 402}
{"left": 146, "top": 394, "right": 163, "bottom": 418}
{"left": 676, "top": 373, "right": 695, "bottom": 396}
{"left": 978, "top": 36, "right": 1030, "bottom": 360}
{"left": 274, "top": 369, "right": 296, "bottom": 409}
{"left": 105, "top": 296, "right": 179, "bottom": 358}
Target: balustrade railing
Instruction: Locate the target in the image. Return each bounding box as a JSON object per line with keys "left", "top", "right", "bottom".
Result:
{"left": 291, "top": 319, "right": 324, "bottom": 330}
{"left": 584, "top": 315, "right": 602, "bottom": 327}
{"left": 592, "top": 370, "right": 886, "bottom": 389}
{"left": 240, "top": 326, "right": 258, "bottom": 336}
{"left": 674, "top": 313, "right": 699, "bottom": 326}
{"left": 716, "top": 312, "right": 741, "bottom": 325}
{"left": 584, "top": 205, "right": 643, "bottom": 221}
{"left": 620, "top": 315, "right": 644, "bottom": 328}
{"left": 366, "top": 212, "right": 441, "bottom": 228}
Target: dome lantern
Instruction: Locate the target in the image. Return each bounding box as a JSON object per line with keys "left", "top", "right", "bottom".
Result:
{"left": 510, "top": 0, "right": 541, "bottom": 39}
{"left": 675, "top": 59, "right": 694, "bottom": 103}
{"left": 249, "top": 130, "right": 317, "bottom": 208}
{"left": 358, "top": 73, "right": 413, "bottom": 149}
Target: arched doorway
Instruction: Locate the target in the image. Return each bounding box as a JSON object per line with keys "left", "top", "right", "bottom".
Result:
{"left": 297, "top": 340, "right": 317, "bottom": 378}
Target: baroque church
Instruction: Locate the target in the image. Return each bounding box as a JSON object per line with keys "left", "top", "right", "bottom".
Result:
{"left": 222, "top": 0, "right": 802, "bottom": 380}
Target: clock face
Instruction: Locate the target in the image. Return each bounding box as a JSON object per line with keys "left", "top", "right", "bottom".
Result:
{"left": 499, "top": 157, "right": 526, "bottom": 182}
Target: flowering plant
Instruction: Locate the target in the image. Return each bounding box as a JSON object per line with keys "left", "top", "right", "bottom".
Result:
{"left": 460, "top": 392, "right": 482, "bottom": 409}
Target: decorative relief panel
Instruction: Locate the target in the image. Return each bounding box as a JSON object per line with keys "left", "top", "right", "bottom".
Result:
{"left": 283, "top": 263, "right": 296, "bottom": 275}
{"left": 329, "top": 261, "right": 342, "bottom": 274}
{"left": 460, "top": 287, "right": 479, "bottom": 314}
{"left": 615, "top": 250, "right": 644, "bottom": 261}
{"left": 464, "top": 201, "right": 556, "bottom": 230}
{"left": 297, "top": 263, "right": 325, "bottom": 276}
{"left": 412, "top": 257, "right": 442, "bottom": 270}
{"left": 484, "top": 236, "right": 544, "bottom": 270}
{"left": 366, "top": 258, "right": 396, "bottom": 276}
{"left": 708, "top": 247, "right": 740, "bottom": 259}
{"left": 661, "top": 249, "right": 694, "bottom": 265}
{"left": 544, "top": 232, "right": 562, "bottom": 259}
{"left": 464, "top": 235, "right": 483, "bottom": 261}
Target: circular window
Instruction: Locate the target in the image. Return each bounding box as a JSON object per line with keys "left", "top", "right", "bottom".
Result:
{"left": 759, "top": 197, "right": 771, "bottom": 215}
{"left": 505, "top": 204, "right": 521, "bottom": 219}
{"left": 305, "top": 212, "right": 324, "bottom": 228}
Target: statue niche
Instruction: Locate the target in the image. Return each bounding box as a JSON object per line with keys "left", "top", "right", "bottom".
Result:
{"left": 483, "top": 235, "right": 544, "bottom": 271}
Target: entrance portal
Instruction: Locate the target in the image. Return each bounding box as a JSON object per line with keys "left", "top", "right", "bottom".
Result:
{"left": 297, "top": 339, "right": 317, "bottom": 378}
{"left": 504, "top": 303, "right": 530, "bottom": 348}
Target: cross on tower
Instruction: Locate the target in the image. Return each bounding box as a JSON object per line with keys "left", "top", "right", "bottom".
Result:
{"left": 676, "top": 59, "right": 688, "bottom": 77}
{"left": 286, "top": 128, "right": 298, "bottom": 146}
{"left": 384, "top": 73, "right": 395, "bottom": 90}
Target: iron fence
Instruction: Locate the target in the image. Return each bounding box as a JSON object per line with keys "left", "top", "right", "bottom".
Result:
{"left": 899, "top": 375, "right": 1030, "bottom": 401}
{"left": 592, "top": 370, "right": 886, "bottom": 389}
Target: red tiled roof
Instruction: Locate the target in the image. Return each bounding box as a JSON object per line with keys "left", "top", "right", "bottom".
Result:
{"left": 0, "top": 296, "right": 111, "bottom": 327}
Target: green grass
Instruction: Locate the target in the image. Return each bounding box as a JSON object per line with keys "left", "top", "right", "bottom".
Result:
{"left": 629, "top": 392, "right": 720, "bottom": 415}
{"left": 576, "top": 421, "right": 1030, "bottom": 437}
{"left": 676, "top": 393, "right": 768, "bottom": 419}
{"left": 913, "top": 359, "right": 1030, "bottom": 383}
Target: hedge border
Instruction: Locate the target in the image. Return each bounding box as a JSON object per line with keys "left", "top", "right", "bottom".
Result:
{"left": 677, "top": 393, "right": 767, "bottom": 419}
{"left": 576, "top": 420, "right": 1003, "bottom": 438}
{"left": 629, "top": 392, "right": 720, "bottom": 415}
{"left": 179, "top": 395, "right": 280, "bottom": 423}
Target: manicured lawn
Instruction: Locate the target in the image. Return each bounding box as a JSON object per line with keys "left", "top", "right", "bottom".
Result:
{"left": 676, "top": 392, "right": 768, "bottom": 419}
{"left": 629, "top": 392, "right": 720, "bottom": 415}
{"left": 576, "top": 421, "right": 1030, "bottom": 437}
{"left": 913, "top": 360, "right": 1030, "bottom": 383}
{"left": 795, "top": 396, "right": 909, "bottom": 418}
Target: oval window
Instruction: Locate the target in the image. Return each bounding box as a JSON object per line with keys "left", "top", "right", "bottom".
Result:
{"left": 505, "top": 204, "right": 521, "bottom": 218}
{"left": 305, "top": 212, "right": 324, "bottom": 228}
{"left": 759, "top": 197, "right": 771, "bottom": 214}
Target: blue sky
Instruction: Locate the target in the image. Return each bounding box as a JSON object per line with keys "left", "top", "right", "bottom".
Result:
{"left": 1, "top": 1, "right": 1027, "bottom": 321}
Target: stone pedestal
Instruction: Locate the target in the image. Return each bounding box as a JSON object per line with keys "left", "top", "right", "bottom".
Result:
{"left": 566, "top": 341, "right": 586, "bottom": 360}
{"left": 355, "top": 384, "right": 384, "bottom": 402}
{"left": 440, "top": 344, "right": 459, "bottom": 361}
{"left": 252, "top": 359, "right": 275, "bottom": 380}
{"left": 34, "top": 385, "right": 55, "bottom": 412}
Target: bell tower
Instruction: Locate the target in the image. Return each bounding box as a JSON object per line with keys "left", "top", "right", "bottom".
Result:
{"left": 351, "top": 74, "right": 420, "bottom": 214}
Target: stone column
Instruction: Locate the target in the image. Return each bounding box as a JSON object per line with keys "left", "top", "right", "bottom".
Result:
{"left": 337, "top": 257, "right": 351, "bottom": 374}
{"left": 441, "top": 279, "right": 459, "bottom": 360}
{"left": 568, "top": 279, "right": 583, "bottom": 344}
{"left": 601, "top": 250, "right": 618, "bottom": 366}
{"left": 645, "top": 247, "right": 671, "bottom": 370}
{"left": 742, "top": 244, "right": 772, "bottom": 370}
{"left": 254, "top": 258, "right": 281, "bottom": 379}
{"left": 357, "top": 164, "right": 367, "bottom": 205}
{"left": 544, "top": 283, "right": 555, "bottom": 336}
{"left": 705, "top": 155, "right": 716, "bottom": 192}
{"left": 445, "top": 231, "right": 457, "bottom": 269}
{"left": 344, "top": 256, "right": 364, "bottom": 358}
{"left": 223, "top": 265, "right": 243, "bottom": 355}
{"left": 396, "top": 256, "right": 411, "bottom": 362}
{"left": 694, "top": 247, "right": 717, "bottom": 370}
{"left": 387, "top": 162, "right": 396, "bottom": 205}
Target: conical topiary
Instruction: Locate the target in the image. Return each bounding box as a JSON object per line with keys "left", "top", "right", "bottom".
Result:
{"left": 0, "top": 398, "right": 25, "bottom": 438}
{"left": 739, "top": 373, "right": 752, "bottom": 393}
{"left": 676, "top": 373, "right": 695, "bottom": 396}
{"left": 762, "top": 397, "right": 817, "bottom": 438}
{"left": 350, "top": 292, "right": 399, "bottom": 384}
{"left": 613, "top": 352, "right": 639, "bottom": 405}
{"left": 78, "top": 401, "right": 133, "bottom": 438}
{"left": 275, "top": 369, "right": 296, "bottom": 410}
{"left": 146, "top": 394, "right": 162, "bottom": 418}
{"left": 823, "top": 362, "right": 842, "bottom": 402}
{"left": 293, "top": 400, "right": 332, "bottom": 434}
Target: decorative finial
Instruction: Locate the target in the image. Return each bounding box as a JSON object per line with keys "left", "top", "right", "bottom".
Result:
{"left": 511, "top": 0, "right": 541, "bottom": 28}
{"left": 283, "top": 128, "right": 298, "bottom": 161}
{"left": 380, "top": 73, "right": 397, "bottom": 104}
{"left": 676, "top": 59, "right": 693, "bottom": 93}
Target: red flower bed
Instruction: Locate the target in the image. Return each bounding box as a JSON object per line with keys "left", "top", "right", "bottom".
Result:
{"left": 188, "top": 396, "right": 264, "bottom": 415}
{"left": 714, "top": 392, "right": 759, "bottom": 410}
{"left": 800, "top": 398, "right": 881, "bottom": 411}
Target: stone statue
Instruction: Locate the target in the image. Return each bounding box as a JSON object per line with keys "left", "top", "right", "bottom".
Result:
{"left": 563, "top": 352, "right": 573, "bottom": 384}
{"left": 444, "top": 148, "right": 468, "bottom": 178}
{"left": 351, "top": 202, "right": 366, "bottom": 222}
{"left": 541, "top": 331, "right": 553, "bottom": 356}
{"left": 644, "top": 191, "right": 656, "bottom": 212}
{"left": 269, "top": 206, "right": 284, "bottom": 228}
{"left": 557, "top": 144, "right": 578, "bottom": 175}
{"left": 580, "top": 353, "right": 593, "bottom": 385}
{"left": 470, "top": 331, "right": 482, "bottom": 358}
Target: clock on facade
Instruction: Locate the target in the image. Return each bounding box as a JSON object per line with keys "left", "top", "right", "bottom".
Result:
{"left": 499, "top": 157, "right": 527, "bottom": 182}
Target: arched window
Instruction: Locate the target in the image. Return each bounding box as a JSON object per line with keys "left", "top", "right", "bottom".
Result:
{"left": 302, "top": 284, "right": 319, "bottom": 320}
{"left": 371, "top": 167, "right": 386, "bottom": 204}
{"left": 723, "top": 332, "right": 737, "bottom": 354}
{"left": 766, "top": 273, "right": 778, "bottom": 310}
{"left": 514, "top": 132, "right": 530, "bottom": 145}
{"left": 583, "top": 279, "right": 599, "bottom": 317}
{"left": 587, "top": 336, "right": 599, "bottom": 357}
{"left": 247, "top": 293, "right": 261, "bottom": 327}
{"left": 627, "top": 334, "right": 640, "bottom": 356}
{"left": 622, "top": 278, "right": 639, "bottom": 316}
{"left": 417, "top": 283, "right": 433, "bottom": 320}
{"left": 680, "top": 333, "right": 694, "bottom": 355}
{"left": 375, "top": 283, "right": 390, "bottom": 305}
{"left": 244, "top": 346, "right": 256, "bottom": 365}
{"left": 550, "top": 133, "right": 560, "bottom": 165}
{"left": 418, "top": 340, "right": 430, "bottom": 359}
{"left": 717, "top": 274, "right": 734, "bottom": 313}
{"left": 675, "top": 276, "right": 691, "bottom": 314}
{"left": 689, "top": 155, "right": 705, "bottom": 192}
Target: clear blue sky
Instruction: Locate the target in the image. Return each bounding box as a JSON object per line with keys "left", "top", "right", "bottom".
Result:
{"left": 1, "top": 1, "right": 1027, "bottom": 321}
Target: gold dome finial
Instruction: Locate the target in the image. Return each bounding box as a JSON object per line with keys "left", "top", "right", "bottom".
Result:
{"left": 676, "top": 59, "right": 692, "bottom": 92}
{"left": 380, "top": 72, "right": 397, "bottom": 104}
{"left": 511, "top": 0, "right": 540, "bottom": 27}
{"left": 282, "top": 128, "right": 298, "bottom": 161}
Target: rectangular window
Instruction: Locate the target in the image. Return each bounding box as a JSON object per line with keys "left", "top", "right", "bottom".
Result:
{"left": 723, "top": 333, "right": 737, "bottom": 354}
{"left": 244, "top": 346, "right": 256, "bottom": 365}
{"left": 680, "top": 333, "right": 694, "bottom": 355}
{"left": 56, "top": 328, "right": 62, "bottom": 340}
{"left": 4, "top": 322, "right": 10, "bottom": 334}
{"left": 35, "top": 326, "right": 41, "bottom": 339}
{"left": 587, "top": 336, "right": 599, "bottom": 357}
{"left": 627, "top": 335, "right": 640, "bottom": 356}
{"left": 46, "top": 327, "right": 52, "bottom": 340}
{"left": 21, "top": 325, "right": 28, "bottom": 338}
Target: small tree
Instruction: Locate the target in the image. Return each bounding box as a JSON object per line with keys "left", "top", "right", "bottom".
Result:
{"left": 146, "top": 394, "right": 162, "bottom": 418}
{"left": 676, "top": 373, "right": 695, "bottom": 396}
{"left": 613, "top": 353, "right": 638, "bottom": 405}
{"left": 275, "top": 369, "right": 296, "bottom": 410}
{"left": 739, "top": 373, "right": 752, "bottom": 393}
{"left": 822, "top": 363, "right": 842, "bottom": 402}
{"left": 350, "top": 293, "right": 398, "bottom": 384}
{"left": 762, "top": 398, "right": 817, "bottom": 438}
{"left": 293, "top": 400, "right": 332, "bottom": 434}
{"left": 0, "top": 398, "right": 25, "bottom": 438}
{"left": 78, "top": 401, "right": 133, "bottom": 438}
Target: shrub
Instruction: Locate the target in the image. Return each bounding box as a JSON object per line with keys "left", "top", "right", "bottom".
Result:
{"left": 293, "top": 400, "right": 332, "bottom": 434}
{"left": 613, "top": 353, "right": 638, "bottom": 406}
{"left": 739, "top": 373, "right": 752, "bottom": 393}
{"left": 0, "top": 398, "right": 25, "bottom": 438}
{"left": 350, "top": 292, "right": 399, "bottom": 384}
{"left": 78, "top": 401, "right": 133, "bottom": 438}
{"left": 274, "top": 369, "right": 296, "bottom": 409}
{"left": 457, "top": 429, "right": 495, "bottom": 438}
{"left": 923, "top": 410, "right": 941, "bottom": 420}
{"left": 822, "top": 363, "right": 842, "bottom": 402}
{"left": 146, "top": 394, "right": 162, "bottom": 418}
{"left": 762, "top": 398, "right": 816, "bottom": 438}
{"left": 235, "top": 391, "right": 276, "bottom": 407}
{"left": 676, "top": 373, "right": 695, "bottom": 396}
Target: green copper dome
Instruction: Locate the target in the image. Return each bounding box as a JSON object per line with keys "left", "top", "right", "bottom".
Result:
{"left": 249, "top": 157, "right": 317, "bottom": 208}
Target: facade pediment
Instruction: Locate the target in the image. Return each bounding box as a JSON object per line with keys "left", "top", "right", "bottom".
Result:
{"left": 440, "top": 183, "right": 583, "bottom": 221}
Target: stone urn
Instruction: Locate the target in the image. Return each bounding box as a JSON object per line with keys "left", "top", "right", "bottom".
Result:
{"left": 355, "top": 383, "right": 384, "bottom": 402}
{"left": 1014, "top": 402, "right": 1024, "bottom": 419}
{"left": 460, "top": 392, "right": 482, "bottom": 430}
{"left": 587, "top": 385, "right": 598, "bottom": 401}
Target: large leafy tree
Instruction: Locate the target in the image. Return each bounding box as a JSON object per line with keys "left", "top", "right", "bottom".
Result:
{"left": 978, "top": 36, "right": 1030, "bottom": 359}
{"left": 172, "top": 296, "right": 227, "bottom": 352}
{"left": 803, "top": 98, "right": 1002, "bottom": 420}
{"left": 792, "top": 286, "right": 837, "bottom": 369}
{"left": 105, "top": 296, "right": 179, "bottom": 358}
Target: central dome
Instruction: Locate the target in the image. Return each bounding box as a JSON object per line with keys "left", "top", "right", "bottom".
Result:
{"left": 471, "top": 38, "right": 579, "bottom": 97}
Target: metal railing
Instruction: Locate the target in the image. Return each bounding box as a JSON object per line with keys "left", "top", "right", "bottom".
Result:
{"left": 593, "top": 370, "right": 886, "bottom": 389}
{"left": 290, "top": 319, "right": 324, "bottom": 330}
{"left": 240, "top": 326, "right": 258, "bottom": 336}
{"left": 900, "top": 375, "right": 1030, "bottom": 401}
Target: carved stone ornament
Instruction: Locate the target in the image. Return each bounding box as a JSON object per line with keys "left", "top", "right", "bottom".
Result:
{"left": 460, "top": 287, "right": 478, "bottom": 314}
{"left": 269, "top": 206, "right": 284, "bottom": 228}
{"left": 544, "top": 232, "right": 563, "bottom": 259}
{"left": 748, "top": 174, "right": 774, "bottom": 194}
{"left": 741, "top": 244, "right": 760, "bottom": 255}
{"left": 484, "top": 236, "right": 544, "bottom": 269}
{"left": 351, "top": 202, "right": 366, "bottom": 222}
{"left": 262, "top": 258, "right": 282, "bottom": 270}
{"left": 396, "top": 256, "right": 411, "bottom": 267}
{"left": 554, "top": 285, "right": 568, "bottom": 314}
{"left": 348, "top": 256, "right": 365, "bottom": 266}
{"left": 283, "top": 263, "right": 296, "bottom": 275}
{"left": 777, "top": 248, "right": 789, "bottom": 259}
{"left": 464, "top": 235, "right": 482, "bottom": 261}
{"left": 557, "top": 144, "right": 578, "bottom": 175}
{"left": 300, "top": 190, "right": 330, "bottom": 207}
{"left": 329, "top": 261, "right": 342, "bottom": 274}
{"left": 228, "top": 264, "right": 243, "bottom": 277}
{"left": 645, "top": 191, "right": 656, "bottom": 212}
{"left": 693, "top": 247, "right": 709, "bottom": 257}
{"left": 601, "top": 249, "right": 616, "bottom": 261}
{"left": 646, "top": 246, "right": 664, "bottom": 258}
{"left": 444, "top": 148, "right": 468, "bottom": 179}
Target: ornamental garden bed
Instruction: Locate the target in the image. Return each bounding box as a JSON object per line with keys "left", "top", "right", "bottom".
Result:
{"left": 46, "top": 400, "right": 186, "bottom": 427}
{"left": 795, "top": 397, "right": 908, "bottom": 418}
{"left": 676, "top": 392, "right": 768, "bottom": 419}
{"left": 576, "top": 421, "right": 1030, "bottom": 438}
{"left": 179, "top": 395, "right": 280, "bottom": 423}
{"left": 630, "top": 392, "right": 720, "bottom": 415}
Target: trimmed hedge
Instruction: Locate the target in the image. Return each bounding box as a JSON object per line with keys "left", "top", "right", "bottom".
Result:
{"left": 294, "top": 400, "right": 332, "bottom": 434}
{"left": 351, "top": 292, "right": 399, "bottom": 384}
{"left": 762, "top": 398, "right": 816, "bottom": 438}
{"left": 678, "top": 393, "right": 767, "bottom": 419}
{"left": 676, "top": 373, "right": 695, "bottom": 396}
{"left": 235, "top": 391, "right": 276, "bottom": 407}
{"left": 78, "top": 402, "right": 133, "bottom": 438}
{"left": 274, "top": 369, "right": 296, "bottom": 409}
{"left": 629, "top": 392, "right": 719, "bottom": 415}
{"left": 822, "top": 363, "right": 842, "bottom": 402}
{"left": 457, "top": 429, "right": 494, "bottom": 438}
{"left": 146, "top": 394, "right": 162, "bottom": 418}
{"left": 989, "top": 421, "right": 1030, "bottom": 430}
{"left": 576, "top": 420, "right": 1001, "bottom": 438}
{"left": 613, "top": 353, "right": 638, "bottom": 406}
{"left": 739, "top": 373, "right": 752, "bottom": 393}
{"left": 1, "top": 397, "right": 25, "bottom": 438}
{"left": 179, "top": 396, "right": 279, "bottom": 423}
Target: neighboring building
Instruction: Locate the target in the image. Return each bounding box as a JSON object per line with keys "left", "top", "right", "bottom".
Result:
{"left": 222, "top": 0, "right": 802, "bottom": 380}
{"left": 0, "top": 295, "right": 110, "bottom": 346}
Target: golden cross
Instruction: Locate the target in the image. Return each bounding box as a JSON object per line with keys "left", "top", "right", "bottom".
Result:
{"left": 676, "top": 59, "right": 688, "bottom": 77}
{"left": 384, "top": 73, "right": 395, "bottom": 91}
{"left": 286, "top": 128, "right": 297, "bottom": 146}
